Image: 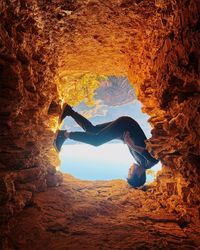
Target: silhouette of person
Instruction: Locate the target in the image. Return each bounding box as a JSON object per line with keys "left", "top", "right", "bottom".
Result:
{"left": 54, "top": 104, "right": 159, "bottom": 188}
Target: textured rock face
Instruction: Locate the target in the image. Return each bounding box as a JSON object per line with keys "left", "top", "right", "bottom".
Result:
{"left": 2, "top": 176, "right": 200, "bottom": 250}
{"left": 0, "top": 0, "right": 199, "bottom": 245}
{"left": 128, "top": 0, "right": 200, "bottom": 223}
{"left": 0, "top": 0, "right": 63, "bottom": 222}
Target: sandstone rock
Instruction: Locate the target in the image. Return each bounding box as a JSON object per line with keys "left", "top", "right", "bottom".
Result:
{"left": 1, "top": 177, "right": 199, "bottom": 249}
{"left": 0, "top": 0, "right": 199, "bottom": 248}
{"left": 46, "top": 171, "right": 63, "bottom": 187}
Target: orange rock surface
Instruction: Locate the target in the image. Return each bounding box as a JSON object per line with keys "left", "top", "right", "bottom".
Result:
{"left": 0, "top": 0, "right": 200, "bottom": 249}
{"left": 3, "top": 175, "right": 200, "bottom": 249}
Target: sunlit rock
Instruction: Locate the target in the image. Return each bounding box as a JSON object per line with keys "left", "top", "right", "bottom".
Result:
{"left": 0, "top": 0, "right": 199, "bottom": 248}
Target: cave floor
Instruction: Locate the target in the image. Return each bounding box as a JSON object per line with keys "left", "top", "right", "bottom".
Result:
{"left": 5, "top": 174, "right": 200, "bottom": 250}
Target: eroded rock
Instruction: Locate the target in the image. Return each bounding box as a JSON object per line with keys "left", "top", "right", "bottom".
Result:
{"left": 0, "top": 0, "right": 200, "bottom": 248}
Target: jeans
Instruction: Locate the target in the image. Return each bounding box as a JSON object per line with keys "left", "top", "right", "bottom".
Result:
{"left": 69, "top": 111, "right": 158, "bottom": 168}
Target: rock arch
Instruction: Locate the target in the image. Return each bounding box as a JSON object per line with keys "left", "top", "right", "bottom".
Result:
{"left": 0, "top": 0, "right": 199, "bottom": 245}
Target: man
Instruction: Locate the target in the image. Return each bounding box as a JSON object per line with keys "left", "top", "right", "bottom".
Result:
{"left": 54, "top": 104, "right": 159, "bottom": 188}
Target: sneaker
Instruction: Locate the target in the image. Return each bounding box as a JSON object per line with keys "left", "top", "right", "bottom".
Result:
{"left": 53, "top": 130, "right": 67, "bottom": 152}
{"left": 59, "top": 104, "right": 74, "bottom": 124}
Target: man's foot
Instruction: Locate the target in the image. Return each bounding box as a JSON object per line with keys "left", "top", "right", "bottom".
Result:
{"left": 59, "top": 104, "right": 74, "bottom": 124}
{"left": 53, "top": 130, "right": 67, "bottom": 152}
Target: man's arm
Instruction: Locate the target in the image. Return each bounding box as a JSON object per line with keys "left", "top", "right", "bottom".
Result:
{"left": 123, "top": 131, "right": 159, "bottom": 168}
{"left": 123, "top": 131, "right": 146, "bottom": 154}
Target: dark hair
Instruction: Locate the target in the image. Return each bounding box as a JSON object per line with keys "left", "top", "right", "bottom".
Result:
{"left": 127, "top": 171, "right": 146, "bottom": 188}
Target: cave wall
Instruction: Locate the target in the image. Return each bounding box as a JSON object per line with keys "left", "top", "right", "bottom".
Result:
{"left": 0, "top": 0, "right": 163, "bottom": 223}
{"left": 128, "top": 0, "right": 200, "bottom": 223}
{"left": 0, "top": 0, "right": 199, "bottom": 225}
{"left": 0, "top": 1, "right": 63, "bottom": 223}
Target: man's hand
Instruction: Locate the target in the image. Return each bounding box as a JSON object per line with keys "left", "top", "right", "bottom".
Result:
{"left": 123, "top": 131, "right": 146, "bottom": 154}
{"left": 123, "top": 131, "right": 135, "bottom": 146}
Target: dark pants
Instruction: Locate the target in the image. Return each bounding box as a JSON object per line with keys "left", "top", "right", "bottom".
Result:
{"left": 68, "top": 111, "right": 158, "bottom": 168}
{"left": 69, "top": 111, "right": 147, "bottom": 146}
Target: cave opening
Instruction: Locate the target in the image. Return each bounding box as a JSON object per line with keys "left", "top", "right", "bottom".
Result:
{"left": 59, "top": 76, "right": 161, "bottom": 182}
{"left": 1, "top": 0, "right": 200, "bottom": 248}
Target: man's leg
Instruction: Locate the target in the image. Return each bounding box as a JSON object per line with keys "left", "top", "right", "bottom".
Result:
{"left": 55, "top": 105, "right": 113, "bottom": 152}
{"left": 69, "top": 116, "right": 133, "bottom": 146}
{"left": 70, "top": 109, "right": 112, "bottom": 133}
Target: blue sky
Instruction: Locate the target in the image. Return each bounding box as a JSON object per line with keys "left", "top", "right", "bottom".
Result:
{"left": 60, "top": 77, "right": 161, "bottom": 182}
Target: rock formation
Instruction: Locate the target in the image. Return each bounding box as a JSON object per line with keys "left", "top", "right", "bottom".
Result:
{"left": 2, "top": 175, "right": 200, "bottom": 249}
{"left": 0, "top": 0, "right": 199, "bottom": 249}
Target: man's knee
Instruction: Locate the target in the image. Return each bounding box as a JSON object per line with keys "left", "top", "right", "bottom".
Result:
{"left": 116, "top": 116, "right": 133, "bottom": 126}
{"left": 85, "top": 123, "right": 95, "bottom": 133}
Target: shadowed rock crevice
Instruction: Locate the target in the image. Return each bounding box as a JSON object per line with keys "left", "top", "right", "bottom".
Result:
{"left": 0, "top": 0, "right": 200, "bottom": 248}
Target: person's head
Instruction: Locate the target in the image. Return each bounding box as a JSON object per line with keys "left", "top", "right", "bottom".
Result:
{"left": 127, "top": 163, "right": 146, "bottom": 188}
